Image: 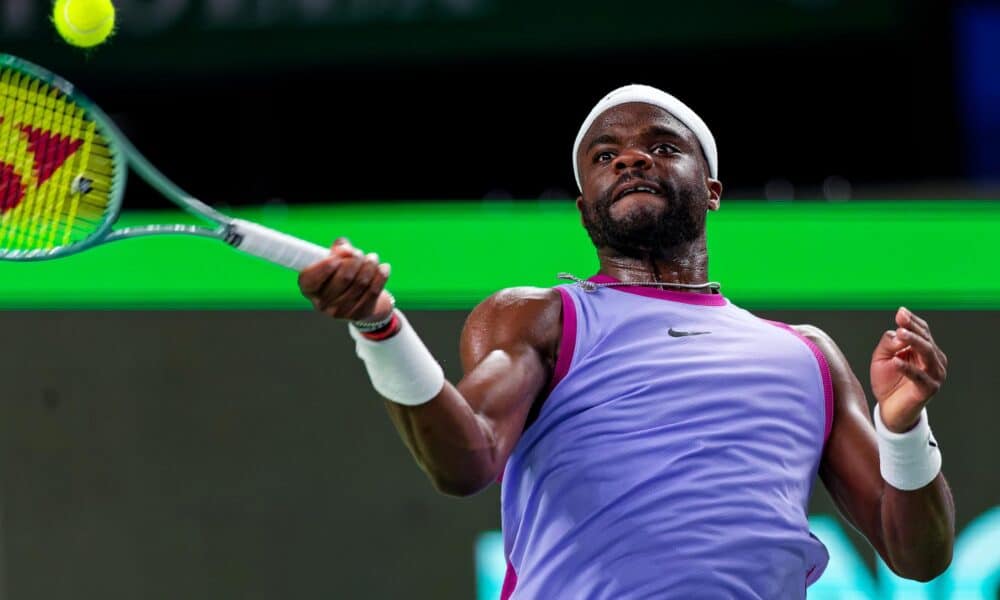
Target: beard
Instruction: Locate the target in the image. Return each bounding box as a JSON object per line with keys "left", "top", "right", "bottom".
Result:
{"left": 580, "top": 175, "right": 707, "bottom": 259}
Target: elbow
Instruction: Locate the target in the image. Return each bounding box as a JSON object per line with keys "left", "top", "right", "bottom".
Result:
{"left": 421, "top": 443, "right": 502, "bottom": 497}
{"left": 899, "top": 565, "right": 949, "bottom": 584}
{"left": 422, "top": 458, "right": 498, "bottom": 497}
{"left": 429, "top": 473, "right": 493, "bottom": 497}
{"left": 889, "top": 547, "right": 954, "bottom": 583}
{"left": 910, "top": 553, "right": 953, "bottom": 583}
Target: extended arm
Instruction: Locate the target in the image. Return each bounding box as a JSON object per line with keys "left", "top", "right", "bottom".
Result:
{"left": 299, "top": 240, "right": 561, "bottom": 496}
{"left": 800, "top": 310, "right": 955, "bottom": 581}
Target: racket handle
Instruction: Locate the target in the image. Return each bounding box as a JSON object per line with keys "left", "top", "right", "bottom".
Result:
{"left": 226, "top": 219, "right": 330, "bottom": 272}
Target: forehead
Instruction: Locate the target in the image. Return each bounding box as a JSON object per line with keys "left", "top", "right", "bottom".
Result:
{"left": 580, "top": 102, "right": 695, "bottom": 150}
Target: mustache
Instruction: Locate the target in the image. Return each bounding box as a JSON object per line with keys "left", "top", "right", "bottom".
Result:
{"left": 603, "top": 172, "right": 676, "bottom": 204}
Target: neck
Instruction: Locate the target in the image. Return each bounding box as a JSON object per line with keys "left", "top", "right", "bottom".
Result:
{"left": 596, "top": 236, "right": 711, "bottom": 294}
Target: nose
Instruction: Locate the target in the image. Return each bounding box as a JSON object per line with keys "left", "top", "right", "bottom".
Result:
{"left": 614, "top": 147, "right": 653, "bottom": 172}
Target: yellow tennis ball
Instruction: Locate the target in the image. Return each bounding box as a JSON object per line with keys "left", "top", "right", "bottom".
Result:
{"left": 52, "top": 0, "right": 116, "bottom": 49}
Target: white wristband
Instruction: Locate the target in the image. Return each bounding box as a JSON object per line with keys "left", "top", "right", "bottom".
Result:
{"left": 873, "top": 404, "right": 942, "bottom": 491}
{"left": 348, "top": 310, "right": 445, "bottom": 406}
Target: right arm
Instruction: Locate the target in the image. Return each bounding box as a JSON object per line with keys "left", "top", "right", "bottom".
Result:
{"left": 384, "top": 286, "right": 561, "bottom": 496}
{"left": 299, "top": 240, "right": 562, "bottom": 496}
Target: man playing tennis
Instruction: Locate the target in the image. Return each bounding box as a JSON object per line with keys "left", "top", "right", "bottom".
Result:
{"left": 298, "top": 85, "right": 955, "bottom": 598}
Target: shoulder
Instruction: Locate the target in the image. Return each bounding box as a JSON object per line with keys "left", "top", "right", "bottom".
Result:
{"left": 789, "top": 324, "right": 844, "bottom": 367}
{"left": 461, "top": 287, "right": 563, "bottom": 363}
{"left": 789, "top": 323, "right": 861, "bottom": 393}
{"left": 786, "top": 323, "right": 837, "bottom": 355}
{"left": 789, "top": 323, "right": 829, "bottom": 344}
{"left": 465, "top": 287, "right": 562, "bottom": 343}
{"left": 474, "top": 286, "right": 562, "bottom": 317}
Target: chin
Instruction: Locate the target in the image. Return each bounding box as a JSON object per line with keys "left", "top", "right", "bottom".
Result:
{"left": 610, "top": 198, "right": 665, "bottom": 223}
{"left": 610, "top": 204, "right": 665, "bottom": 232}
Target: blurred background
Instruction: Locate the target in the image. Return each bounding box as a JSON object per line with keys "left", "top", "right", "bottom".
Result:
{"left": 3, "top": 0, "right": 999, "bottom": 204}
{"left": 1, "top": 0, "right": 999, "bottom": 598}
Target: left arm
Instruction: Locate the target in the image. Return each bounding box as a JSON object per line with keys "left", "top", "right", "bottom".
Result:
{"left": 796, "top": 307, "right": 955, "bottom": 581}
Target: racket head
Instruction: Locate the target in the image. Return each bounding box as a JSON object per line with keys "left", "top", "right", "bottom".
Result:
{"left": 0, "top": 54, "right": 128, "bottom": 260}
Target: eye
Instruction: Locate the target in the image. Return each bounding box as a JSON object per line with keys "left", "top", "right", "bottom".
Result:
{"left": 653, "top": 143, "right": 679, "bottom": 155}
{"left": 595, "top": 151, "right": 615, "bottom": 163}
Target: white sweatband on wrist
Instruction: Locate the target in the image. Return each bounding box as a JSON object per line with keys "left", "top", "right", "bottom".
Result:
{"left": 873, "top": 404, "right": 942, "bottom": 491}
{"left": 348, "top": 310, "right": 445, "bottom": 406}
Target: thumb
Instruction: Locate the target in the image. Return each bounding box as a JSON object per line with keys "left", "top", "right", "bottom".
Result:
{"left": 873, "top": 329, "right": 907, "bottom": 359}
{"left": 330, "top": 237, "right": 362, "bottom": 257}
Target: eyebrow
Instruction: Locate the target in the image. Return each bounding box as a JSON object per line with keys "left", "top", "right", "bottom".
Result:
{"left": 641, "top": 124, "right": 688, "bottom": 143}
{"left": 585, "top": 134, "right": 619, "bottom": 153}
{"left": 585, "top": 124, "right": 690, "bottom": 154}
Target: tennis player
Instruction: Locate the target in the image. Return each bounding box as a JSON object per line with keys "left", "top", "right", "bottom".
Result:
{"left": 299, "top": 85, "right": 955, "bottom": 598}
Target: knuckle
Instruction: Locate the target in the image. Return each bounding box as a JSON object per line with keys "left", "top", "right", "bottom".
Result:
{"left": 332, "top": 270, "right": 354, "bottom": 287}
{"left": 298, "top": 274, "right": 319, "bottom": 293}
{"left": 338, "top": 289, "right": 363, "bottom": 307}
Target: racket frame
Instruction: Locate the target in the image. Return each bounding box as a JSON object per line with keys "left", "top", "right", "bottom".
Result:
{"left": 0, "top": 55, "right": 294, "bottom": 262}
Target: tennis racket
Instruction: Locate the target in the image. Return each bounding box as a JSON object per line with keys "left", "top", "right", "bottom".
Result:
{"left": 0, "top": 54, "right": 330, "bottom": 271}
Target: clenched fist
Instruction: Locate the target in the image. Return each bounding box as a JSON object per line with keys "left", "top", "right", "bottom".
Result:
{"left": 298, "top": 238, "right": 393, "bottom": 321}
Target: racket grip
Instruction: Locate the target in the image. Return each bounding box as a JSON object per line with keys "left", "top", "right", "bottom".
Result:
{"left": 226, "top": 219, "right": 330, "bottom": 272}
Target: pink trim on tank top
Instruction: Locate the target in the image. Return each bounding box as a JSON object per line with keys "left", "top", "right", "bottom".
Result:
{"left": 500, "top": 559, "right": 518, "bottom": 599}
{"left": 764, "top": 321, "right": 835, "bottom": 445}
{"left": 587, "top": 274, "right": 728, "bottom": 306}
{"left": 546, "top": 287, "right": 578, "bottom": 394}
{"left": 499, "top": 288, "right": 578, "bottom": 486}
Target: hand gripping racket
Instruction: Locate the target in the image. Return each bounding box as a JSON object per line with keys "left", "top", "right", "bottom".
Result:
{"left": 0, "top": 54, "right": 330, "bottom": 270}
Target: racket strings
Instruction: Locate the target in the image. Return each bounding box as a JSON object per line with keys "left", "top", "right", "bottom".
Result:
{"left": 0, "top": 67, "right": 118, "bottom": 254}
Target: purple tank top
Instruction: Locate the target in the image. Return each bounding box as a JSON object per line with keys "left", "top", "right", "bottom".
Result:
{"left": 499, "top": 276, "right": 833, "bottom": 599}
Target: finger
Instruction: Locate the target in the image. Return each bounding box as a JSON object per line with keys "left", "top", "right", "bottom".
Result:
{"left": 330, "top": 237, "right": 365, "bottom": 258}
{"left": 298, "top": 256, "right": 341, "bottom": 296}
{"left": 331, "top": 245, "right": 363, "bottom": 259}
{"left": 906, "top": 335, "right": 948, "bottom": 381}
{"left": 896, "top": 312, "right": 947, "bottom": 368}
{"left": 347, "top": 263, "right": 391, "bottom": 320}
{"left": 896, "top": 307, "right": 936, "bottom": 344}
{"left": 317, "top": 256, "right": 365, "bottom": 313}
{"left": 891, "top": 356, "right": 942, "bottom": 397}
{"left": 874, "top": 329, "right": 909, "bottom": 358}
{"left": 333, "top": 253, "right": 381, "bottom": 311}
{"left": 896, "top": 328, "right": 946, "bottom": 377}
{"left": 903, "top": 309, "right": 948, "bottom": 369}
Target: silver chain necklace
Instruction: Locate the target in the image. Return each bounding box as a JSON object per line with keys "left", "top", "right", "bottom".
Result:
{"left": 558, "top": 272, "right": 722, "bottom": 294}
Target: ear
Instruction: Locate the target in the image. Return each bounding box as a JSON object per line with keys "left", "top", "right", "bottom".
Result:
{"left": 706, "top": 178, "right": 723, "bottom": 211}
{"left": 575, "top": 195, "right": 586, "bottom": 226}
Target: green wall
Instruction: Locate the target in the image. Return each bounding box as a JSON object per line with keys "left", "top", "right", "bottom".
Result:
{"left": 1, "top": 201, "right": 998, "bottom": 309}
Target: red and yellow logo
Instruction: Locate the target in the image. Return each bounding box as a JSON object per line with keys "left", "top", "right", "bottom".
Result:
{"left": 0, "top": 69, "right": 108, "bottom": 249}
{"left": 0, "top": 115, "right": 85, "bottom": 214}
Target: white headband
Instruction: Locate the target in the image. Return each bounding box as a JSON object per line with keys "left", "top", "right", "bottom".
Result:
{"left": 572, "top": 84, "right": 718, "bottom": 191}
